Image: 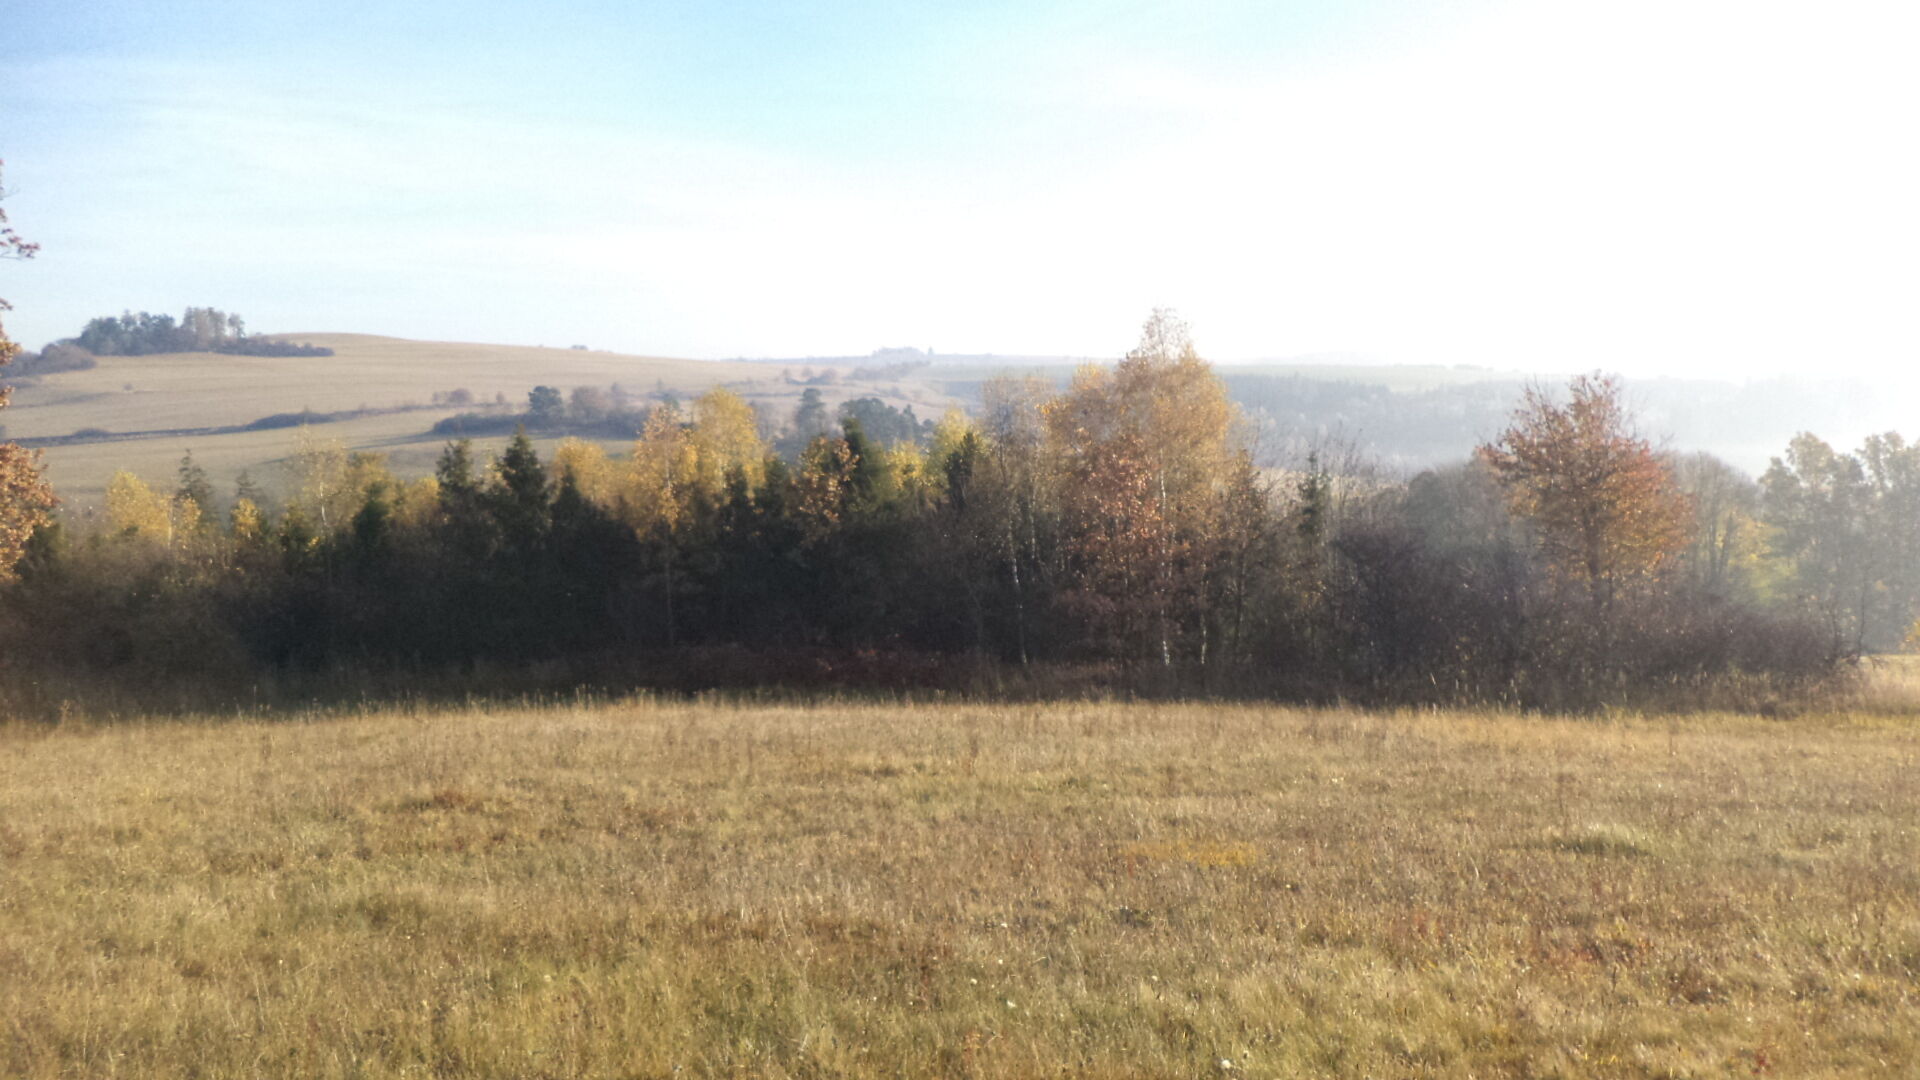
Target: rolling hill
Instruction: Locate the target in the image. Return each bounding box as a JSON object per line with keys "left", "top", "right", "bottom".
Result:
{"left": 0, "top": 334, "right": 962, "bottom": 508}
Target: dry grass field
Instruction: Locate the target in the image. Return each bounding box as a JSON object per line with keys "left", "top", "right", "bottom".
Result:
{"left": 3, "top": 334, "right": 960, "bottom": 506}
{"left": 4, "top": 335, "right": 771, "bottom": 438}
{"left": 4, "top": 689, "right": 1918, "bottom": 1078}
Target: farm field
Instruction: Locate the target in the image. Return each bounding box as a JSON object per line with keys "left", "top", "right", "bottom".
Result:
{"left": 1, "top": 334, "right": 961, "bottom": 506}
{"left": 3, "top": 693, "right": 1917, "bottom": 1078}
{"left": 33, "top": 414, "right": 632, "bottom": 526}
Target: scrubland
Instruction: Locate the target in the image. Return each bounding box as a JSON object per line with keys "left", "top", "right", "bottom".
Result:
{"left": 3, "top": 689, "right": 1918, "bottom": 1078}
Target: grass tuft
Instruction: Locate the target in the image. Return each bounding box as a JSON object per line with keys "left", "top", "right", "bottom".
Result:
{"left": 1548, "top": 823, "right": 1658, "bottom": 858}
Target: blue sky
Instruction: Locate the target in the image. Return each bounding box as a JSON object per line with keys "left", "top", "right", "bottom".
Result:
{"left": 4, "top": 0, "right": 1918, "bottom": 376}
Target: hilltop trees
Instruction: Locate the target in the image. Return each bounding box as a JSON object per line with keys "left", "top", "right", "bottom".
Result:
{"left": 66, "top": 308, "right": 330, "bottom": 357}
{"left": 76, "top": 309, "right": 238, "bottom": 354}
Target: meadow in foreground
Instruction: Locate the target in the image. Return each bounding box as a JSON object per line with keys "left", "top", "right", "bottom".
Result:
{"left": 3, "top": 694, "right": 1917, "bottom": 1078}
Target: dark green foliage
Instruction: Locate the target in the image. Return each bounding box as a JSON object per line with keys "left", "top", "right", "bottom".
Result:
{"left": 940, "top": 430, "right": 979, "bottom": 513}
{"left": 526, "top": 386, "right": 566, "bottom": 430}
{"left": 839, "top": 397, "right": 933, "bottom": 447}
{"left": 793, "top": 388, "right": 830, "bottom": 439}
{"left": 349, "top": 480, "right": 393, "bottom": 558}
{"left": 176, "top": 451, "right": 214, "bottom": 516}
{"left": 435, "top": 439, "right": 478, "bottom": 502}
{"left": 68, "top": 308, "right": 330, "bottom": 356}
{"left": 488, "top": 430, "right": 550, "bottom": 549}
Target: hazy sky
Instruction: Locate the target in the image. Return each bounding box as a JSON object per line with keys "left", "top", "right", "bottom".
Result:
{"left": 4, "top": 0, "right": 1917, "bottom": 376}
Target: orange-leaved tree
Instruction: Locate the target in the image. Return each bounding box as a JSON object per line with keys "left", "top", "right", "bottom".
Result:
{"left": 0, "top": 158, "right": 56, "bottom": 578}
{"left": 1045, "top": 309, "right": 1237, "bottom": 663}
{"left": 1477, "top": 373, "right": 1691, "bottom": 609}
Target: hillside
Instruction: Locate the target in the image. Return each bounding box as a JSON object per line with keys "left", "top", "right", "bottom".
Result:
{"left": 0, "top": 335, "right": 961, "bottom": 507}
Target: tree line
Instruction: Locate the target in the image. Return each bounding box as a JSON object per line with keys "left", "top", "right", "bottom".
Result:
{"left": 65, "top": 308, "right": 333, "bottom": 357}
{"left": 429, "top": 383, "right": 935, "bottom": 449}
{"left": 0, "top": 310, "right": 1881, "bottom": 711}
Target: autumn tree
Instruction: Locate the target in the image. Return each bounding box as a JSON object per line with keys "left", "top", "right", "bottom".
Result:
{"left": 969, "top": 375, "right": 1061, "bottom": 664}
{"left": 550, "top": 438, "right": 617, "bottom": 506}
{"left": 1758, "top": 432, "right": 1916, "bottom": 656}
{"left": 623, "top": 404, "right": 706, "bottom": 646}
{"left": 1477, "top": 374, "right": 1691, "bottom": 610}
{"left": 1046, "top": 309, "right": 1238, "bottom": 664}
{"left": 688, "top": 388, "right": 767, "bottom": 495}
{"left": 106, "top": 471, "right": 177, "bottom": 541}
{"left": 1673, "top": 451, "right": 1771, "bottom": 603}
{"left": 0, "top": 159, "right": 56, "bottom": 578}
{"left": 1861, "top": 433, "right": 1920, "bottom": 649}
{"left": 286, "top": 432, "right": 356, "bottom": 532}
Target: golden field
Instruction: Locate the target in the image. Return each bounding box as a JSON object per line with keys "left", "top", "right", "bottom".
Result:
{"left": 2, "top": 692, "right": 1917, "bottom": 1078}
{"left": 2, "top": 334, "right": 956, "bottom": 506}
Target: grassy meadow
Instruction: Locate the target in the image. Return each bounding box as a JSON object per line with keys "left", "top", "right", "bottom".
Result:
{"left": 4, "top": 690, "right": 1918, "bottom": 1078}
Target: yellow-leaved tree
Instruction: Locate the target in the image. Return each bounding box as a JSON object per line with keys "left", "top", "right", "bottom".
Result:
{"left": 105, "top": 471, "right": 183, "bottom": 541}
{"left": 0, "top": 158, "right": 55, "bottom": 578}
{"left": 625, "top": 403, "right": 697, "bottom": 533}
{"left": 550, "top": 439, "right": 617, "bottom": 507}
{"left": 688, "top": 388, "right": 766, "bottom": 497}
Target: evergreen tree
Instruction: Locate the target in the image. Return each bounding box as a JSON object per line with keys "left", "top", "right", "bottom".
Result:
{"left": 488, "top": 429, "right": 551, "bottom": 551}
{"left": 233, "top": 469, "right": 267, "bottom": 510}
{"left": 176, "top": 450, "right": 215, "bottom": 517}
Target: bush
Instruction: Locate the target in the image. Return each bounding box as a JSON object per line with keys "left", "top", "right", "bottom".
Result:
{"left": 213, "top": 341, "right": 334, "bottom": 358}
{"left": 430, "top": 413, "right": 521, "bottom": 437}
{"left": 9, "top": 343, "right": 97, "bottom": 377}
{"left": 245, "top": 410, "right": 330, "bottom": 431}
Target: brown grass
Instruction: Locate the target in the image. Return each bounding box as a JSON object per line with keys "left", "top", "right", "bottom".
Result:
{"left": 3, "top": 695, "right": 1917, "bottom": 1077}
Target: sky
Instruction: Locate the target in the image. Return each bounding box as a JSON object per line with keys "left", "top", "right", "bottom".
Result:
{"left": 3, "top": 0, "right": 1918, "bottom": 377}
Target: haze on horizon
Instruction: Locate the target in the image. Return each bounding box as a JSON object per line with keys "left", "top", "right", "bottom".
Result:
{"left": 4, "top": 0, "right": 1917, "bottom": 380}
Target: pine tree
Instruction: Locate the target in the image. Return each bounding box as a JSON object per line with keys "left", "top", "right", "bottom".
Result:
{"left": 488, "top": 429, "right": 551, "bottom": 550}
{"left": 177, "top": 450, "right": 215, "bottom": 518}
